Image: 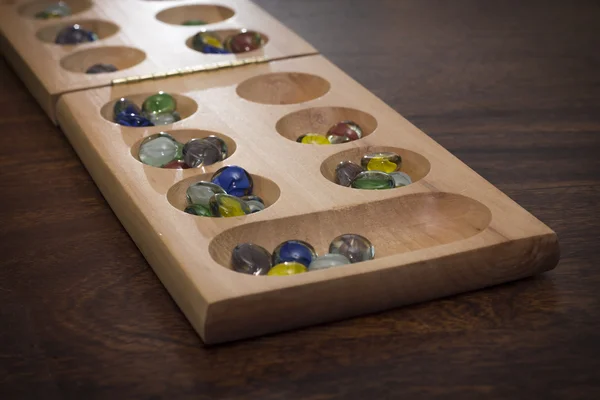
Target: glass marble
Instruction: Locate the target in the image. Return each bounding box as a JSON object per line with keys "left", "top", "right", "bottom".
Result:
{"left": 361, "top": 152, "right": 402, "bottom": 173}
{"left": 224, "top": 30, "right": 265, "bottom": 53}
{"left": 35, "top": 2, "right": 71, "bottom": 19}
{"left": 191, "top": 32, "right": 229, "bottom": 54}
{"left": 390, "top": 171, "right": 412, "bottom": 187}
{"left": 85, "top": 63, "right": 118, "bottom": 74}
{"left": 186, "top": 181, "right": 226, "bottom": 208}
{"left": 146, "top": 111, "right": 181, "bottom": 126}
{"left": 267, "top": 262, "right": 307, "bottom": 276}
{"left": 308, "top": 253, "right": 351, "bottom": 271}
{"left": 211, "top": 166, "right": 253, "bottom": 197}
{"left": 329, "top": 234, "right": 375, "bottom": 264}
{"left": 272, "top": 240, "right": 316, "bottom": 268}
{"left": 184, "top": 204, "right": 212, "bottom": 217}
{"left": 241, "top": 195, "right": 265, "bottom": 213}
{"left": 115, "top": 112, "right": 154, "bottom": 127}
{"left": 351, "top": 171, "right": 395, "bottom": 190}
{"left": 142, "top": 92, "right": 176, "bottom": 115}
{"left": 113, "top": 98, "right": 141, "bottom": 117}
{"left": 55, "top": 24, "right": 98, "bottom": 44}
{"left": 232, "top": 243, "right": 272, "bottom": 275}
{"left": 297, "top": 133, "right": 330, "bottom": 145}
{"left": 203, "top": 135, "right": 228, "bottom": 160}
{"left": 138, "top": 132, "right": 182, "bottom": 167}
{"left": 335, "top": 161, "right": 364, "bottom": 187}
{"left": 327, "top": 135, "right": 351, "bottom": 145}
{"left": 182, "top": 19, "right": 207, "bottom": 26}
{"left": 163, "top": 159, "right": 190, "bottom": 169}
{"left": 182, "top": 138, "right": 221, "bottom": 168}
{"left": 327, "top": 121, "right": 363, "bottom": 143}
{"left": 209, "top": 193, "right": 251, "bottom": 217}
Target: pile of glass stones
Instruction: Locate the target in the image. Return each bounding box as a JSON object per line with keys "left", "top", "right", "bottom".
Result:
{"left": 185, "top": 166, "right": 266, "bottom": 217}
{"left": 55, "top": 24, "right": 98, "bottom": 44}
{"left": 35, "top": 2, "right": 71, "bottom": 19}
{"left": 232, "top": 234, "right": 375, "bottom": 276}
{"left": 297, "top": 120, "right": 363, "bottom": 145}
{"left": 334, "top": 151, "right": 412, "bottom": 189}
{"left": 112, "top": 92, "right": 181, "bottom": 127}
{"left": 191, "top": 30, "right": 265, "bottom": 54}
{"left": 138, "top": 132, "right": 228, "bottom": 169}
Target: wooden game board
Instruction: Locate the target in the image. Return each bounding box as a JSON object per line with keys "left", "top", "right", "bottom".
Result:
{"left": 0, "top": 0, "right": 317, "bottom": 120}
{"left": 1, "top": 0, "right": 559, "bottom": 344}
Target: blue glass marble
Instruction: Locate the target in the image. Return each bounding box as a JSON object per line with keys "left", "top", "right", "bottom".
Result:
{"left": 203, "top": 46, "right": 230, "bottom": 54}
{"left": 113, "top": 98, "right": 141, "bottom": 118}
{"left": 55, "top": 24, "right": 98, "bottom": 45}
{"left": 115, "top": 112, "right": 154, "bottom": 127}
{"left": 211, "top": 166, "right": 253, "bottom": 197}
{"left": 272, "top": 240, "right": 317, "bottom": 268}
{"left": 86, "top": 63, "right": 118, "bottom": 74}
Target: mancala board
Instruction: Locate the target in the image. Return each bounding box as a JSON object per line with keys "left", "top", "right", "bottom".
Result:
{"left": 0, "top": 0, "right": 317, "bottom": 121}
{"left": 54, "top": 54, "right": 560, "bottom": 344}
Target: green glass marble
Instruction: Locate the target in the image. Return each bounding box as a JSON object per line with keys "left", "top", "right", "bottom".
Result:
{"left": 184, "top": 204, "right": 212, "bottom": 217}
{"left": 390, "top": 171, "right": 412, "bottom": 187}
{"left": 138, "top": 132, "right": 182, "bottom": 167}
{"left": 209, "top": 193, "right": 251, "bottom": 218}
{"left": 186, "top": 181, "right": 226, "bottom": 208}
{"left": 351, "top": 171, "right": 395, "bottom": 190}
{"left": 142, "top": 92, "right": 176, "bottom": 115}
{"left": 241, "top": 195, "right": 265, "bottom": 213}
{"left": 182, "top": 19, "right": 207, "bottom": 26}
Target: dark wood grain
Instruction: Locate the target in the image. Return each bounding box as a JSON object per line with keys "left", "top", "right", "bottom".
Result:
{"left": 1, "top": 0, "right": 600, "bottom": 398}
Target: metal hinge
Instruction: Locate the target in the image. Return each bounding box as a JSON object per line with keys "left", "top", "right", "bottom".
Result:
{"left": 111, "top": 56, "right": 271, "bottom": 86}
{"left": 110, "top": 53, "right": 320, "bottom": 86}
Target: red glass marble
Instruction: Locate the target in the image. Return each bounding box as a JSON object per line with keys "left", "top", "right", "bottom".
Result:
{"left": 327, "top": 121, "right": 363, "bottom": 143}
{"left": 224, "top": 31, "right": 265, "bottom": 53}
{"left": 163, "top": 159, "right": 190, "bottom": 169}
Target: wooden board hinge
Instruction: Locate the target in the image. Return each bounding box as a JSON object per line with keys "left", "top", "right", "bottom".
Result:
{"left": 110, "top": 53, "right": 318, "bottom": 86}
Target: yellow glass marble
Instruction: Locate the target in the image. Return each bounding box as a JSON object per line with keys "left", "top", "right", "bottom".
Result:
{"left": 267, "top": 262, "right": 307, "bottom": 276}
{"left": 366, "top": 157, "right": 397, "bottom": 173}
{"left": 209, "top": 194, "right": 251, "bottom": 218}
{"left": 297, "top": 133, "right": 330, "bottom": 145}
{"left": 204, "top": 35, "right": 223, "bottom": 48}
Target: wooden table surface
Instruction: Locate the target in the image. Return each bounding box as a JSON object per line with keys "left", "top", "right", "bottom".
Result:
{"left": 1, "top": 1, "right": 599, "bottom": 398}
